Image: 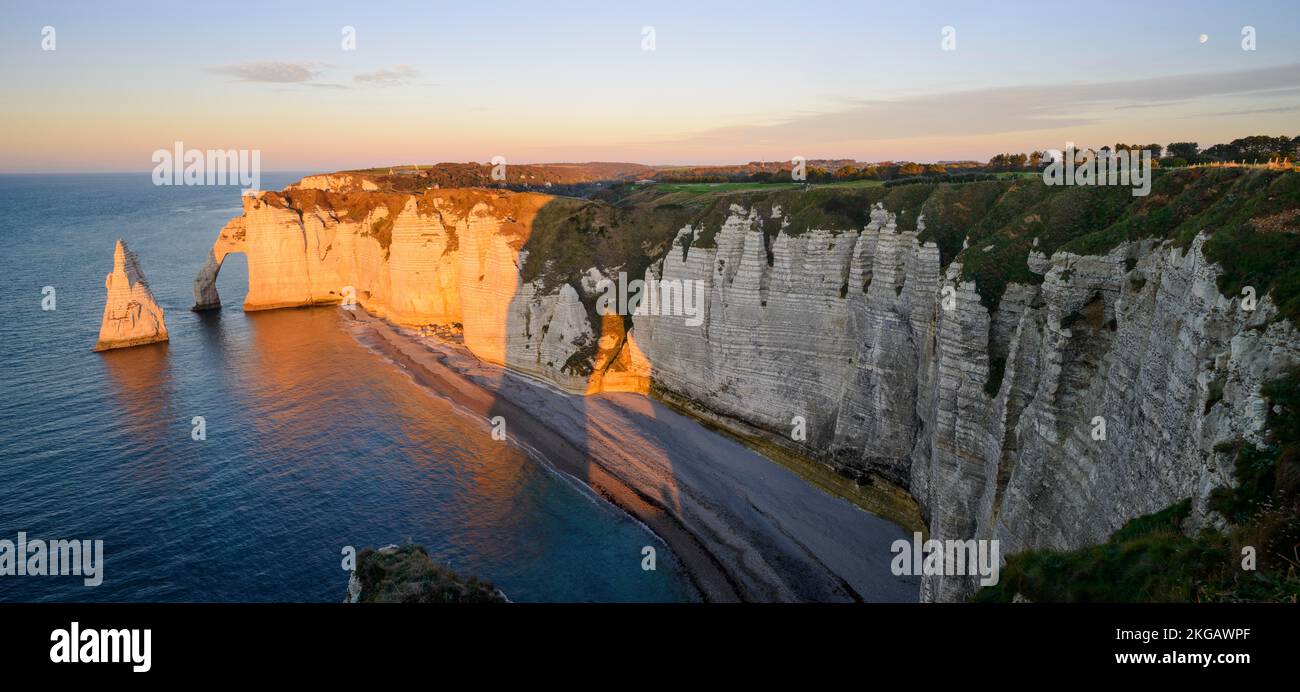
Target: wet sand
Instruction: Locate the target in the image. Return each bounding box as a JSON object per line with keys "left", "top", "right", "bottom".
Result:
{"left": 346, "top": 309, "right": 920, "bottom": 602}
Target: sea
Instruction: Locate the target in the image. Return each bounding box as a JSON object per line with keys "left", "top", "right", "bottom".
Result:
{"left": 0, "top": 173, "right": 693, "bottom": 602}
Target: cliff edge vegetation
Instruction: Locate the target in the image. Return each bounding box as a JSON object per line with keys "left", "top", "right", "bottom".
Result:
{"left": 619, "top": 168, "right": 1299, "bottom": 320}
{"left": 979, "top": 367, "right": 1300, "bottom": 603}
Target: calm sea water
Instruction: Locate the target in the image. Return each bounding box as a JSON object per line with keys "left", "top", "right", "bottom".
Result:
{"left": 0, "top": 173, "right": 692, "bottom": 602}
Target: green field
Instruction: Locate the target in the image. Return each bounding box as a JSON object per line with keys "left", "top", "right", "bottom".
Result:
{"left": 653, "top": 178, "right": 902, "bottom": 194}
{"left": 653, "top": 181, "right": 803, "bottom": 194}
{"left": 651, "top": 173, "right": 1035, "bottom": 195}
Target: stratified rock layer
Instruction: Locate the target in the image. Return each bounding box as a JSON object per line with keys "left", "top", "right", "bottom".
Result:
{"left": 93, "top": 239, "right": 168, "bottom": 351}
{"left": 634, "top": 203, "right": 1300, "bottom": 602}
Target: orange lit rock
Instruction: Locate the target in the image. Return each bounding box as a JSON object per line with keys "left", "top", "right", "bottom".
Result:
{"left": 93, "top": 240, "right": 169, "bottom": 351}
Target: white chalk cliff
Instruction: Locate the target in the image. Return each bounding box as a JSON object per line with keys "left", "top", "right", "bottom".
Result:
{"left": 192, "top": 188, "right": 649, "bottom": 394}
{"left": 195, "top": 175, "right": 1300, "bottom": 601}
{"left": 633, "top": 203, "right": 1300, "bottom": 601}
{"left": 94, "top": 239, "right": 169, "bottom": 351}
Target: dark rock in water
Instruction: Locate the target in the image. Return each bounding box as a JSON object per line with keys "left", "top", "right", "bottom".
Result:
{"left": 346, "top": 544, "right": 507, "bottom": 603}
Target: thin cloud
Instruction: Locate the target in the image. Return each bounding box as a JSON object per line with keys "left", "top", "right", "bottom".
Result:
{"left": 354, "top": 64, "right": 419, "bottom": 86}
{"left": 1113, "top": 101, "right": 1189, "bottom": 110}
{"left": 1196, "top": 104, "right": 1300, "bottom": 118}
{"left": 665, "top": 63, "right": 1300, "bottom": 147}
{"left": 206, "top": 61, "right": 330, "bottom": 84}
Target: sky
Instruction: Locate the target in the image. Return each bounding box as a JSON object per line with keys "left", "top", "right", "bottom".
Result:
{"left": 1, "top": 0, "right": 1298, "bottom": 172}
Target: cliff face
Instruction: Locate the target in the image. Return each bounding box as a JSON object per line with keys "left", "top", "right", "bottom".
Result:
{"left": 94, "top": 239, "right": 168, "bottom": 351}
{"left": 198, "top": 171, "right": 1300, "bottom": 601}
{"left": 634, "top": 195, "right": 1299, "bottom": 602}
{"left": 192, "top": 188, "right": 650, "bottom": 394}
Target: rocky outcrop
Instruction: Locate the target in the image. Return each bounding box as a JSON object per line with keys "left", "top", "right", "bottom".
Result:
{"left": 200, "top": 175, "right": 1300, "bottom": 602}
{"left": 93, "top": 240, "right": 168, "bottom": 351}
{"left": 346, "top": 544, "right": 507, "bottom": 603}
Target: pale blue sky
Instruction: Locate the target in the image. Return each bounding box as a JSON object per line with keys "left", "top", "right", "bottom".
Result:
{"left": 2, "top": 0, "right": 1298, "bottom": 171}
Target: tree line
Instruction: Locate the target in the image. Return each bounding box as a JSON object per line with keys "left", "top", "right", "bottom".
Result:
{"left": 652, "top": 134, "right": 1298, "bottom": 186}
{"left": 985, "top": 135, "right": 1299, "bottom": 170}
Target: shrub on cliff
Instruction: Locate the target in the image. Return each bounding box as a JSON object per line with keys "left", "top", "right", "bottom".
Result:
{"left": 352, "top": 544, "right": 506, "bottom": 603}
{"left": 977, "top": 500, "right": 1230, "bottom": 602}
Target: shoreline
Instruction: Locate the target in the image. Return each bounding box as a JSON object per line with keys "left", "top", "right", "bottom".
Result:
{"left": 344, "top": 309, "right": 740, "bottom": 602}
{"left": 649, "top": 386, "right": 926, "bottom": 537}
{"left": 345, "top": 307, "right": 921, "bottom": 602}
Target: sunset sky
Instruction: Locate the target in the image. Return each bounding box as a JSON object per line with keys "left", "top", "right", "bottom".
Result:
{"left": 2, "top": 0, "right": 1298, "bottom": 172}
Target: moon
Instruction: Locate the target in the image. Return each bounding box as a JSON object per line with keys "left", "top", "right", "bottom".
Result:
{"left": 1199, "top": 34, "right": 1209, "bottom": 43}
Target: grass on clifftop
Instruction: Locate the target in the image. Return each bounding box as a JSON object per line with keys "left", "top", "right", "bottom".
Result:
{"left": 517, "top": 196, "right": 688, "bottom": 343}
{"left": 521, "top": 196, "right": 683, "bottom": 294}
{"left": 624, "top": 182, "right": 936, "bottom": 256}
{"left": 353, "top": 544, "right": 506, "bottom": 603}
{"left": 1196, "top": 172, "right": 1300, "bottom": 323}
{"left": 978, "top": 367, "right": 1300, "bottom": 603}
{"left": 635, "top": 169, "right": 1300, "bottom": 319}
{"left": 1062, "top": 168, "right": 1300, "bottom": 322}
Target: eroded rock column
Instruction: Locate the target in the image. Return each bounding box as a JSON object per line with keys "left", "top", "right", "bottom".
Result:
{"left": 93, "top": 239, "right": 169, "bottom": 351}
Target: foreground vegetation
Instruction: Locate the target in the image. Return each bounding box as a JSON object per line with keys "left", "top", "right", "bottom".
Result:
{"left": 979, "top": 368, "right": 1300, "bottom": 602}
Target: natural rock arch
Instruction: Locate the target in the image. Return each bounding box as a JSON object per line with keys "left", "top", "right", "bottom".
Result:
{"left": 191, "top": 215, "right": 248, "bottom": 311}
